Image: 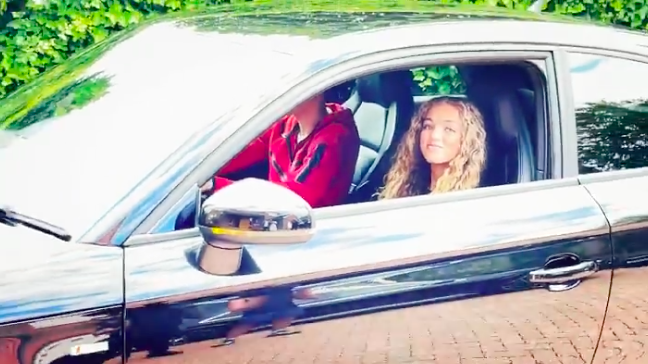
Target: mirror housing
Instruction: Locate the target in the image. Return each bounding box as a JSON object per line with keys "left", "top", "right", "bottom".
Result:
{"left": 195, "top": 178, "right": 315, "bottom": 275}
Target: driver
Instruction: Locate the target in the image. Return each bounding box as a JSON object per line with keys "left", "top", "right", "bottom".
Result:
{"left": 202, "top": 93, "right": 360, "bottom": 208}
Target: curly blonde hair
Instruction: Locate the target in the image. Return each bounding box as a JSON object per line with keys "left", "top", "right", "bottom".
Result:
{"left": 378, "top": 96, "right": 487, "bottom": 200}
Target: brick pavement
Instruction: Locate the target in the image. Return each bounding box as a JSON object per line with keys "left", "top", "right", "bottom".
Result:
{"left": 127, "top": 272, "right": 612, "bottom": 364}
{"left": 593, "top": 268, "right": 648, "bottom": 364}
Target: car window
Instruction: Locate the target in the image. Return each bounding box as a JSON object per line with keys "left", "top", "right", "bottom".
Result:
{"left": 157, "top": 60, "right": 550, "bottom": 235}
{"left": 567, "top": 52, "right": 648, "bottom": 174}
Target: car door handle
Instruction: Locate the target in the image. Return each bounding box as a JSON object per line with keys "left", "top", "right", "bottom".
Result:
{"left": 529, "top": 261, "right": 598, "bottom": 285}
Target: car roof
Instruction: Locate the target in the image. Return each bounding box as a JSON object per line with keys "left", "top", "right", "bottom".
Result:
{"left": 0, "top": 4, "right": 646, "bottom": 242}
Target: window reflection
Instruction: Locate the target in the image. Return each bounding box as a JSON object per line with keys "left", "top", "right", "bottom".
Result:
{"left": 568, "top": 52, "right": 648, "bottom": 174}
{"left": 0, "top": 72, "right": 112, "bottom": 148}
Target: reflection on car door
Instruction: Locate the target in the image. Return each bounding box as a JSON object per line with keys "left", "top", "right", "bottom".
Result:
{"left": 0, "top": 229, "right": 123, "bottom": 364}
{"left": 582, "top": 172, "right": 648, "bottom": 364}
{"left": 565, "top": 50, "right": 648, "bottom": 364}
{"left": 121, "top": 180, "right": 611, "bottom": 364}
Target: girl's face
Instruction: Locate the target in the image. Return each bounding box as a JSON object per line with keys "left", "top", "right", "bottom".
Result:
{"left": 419, "top": 102, "right": 465, "bottom": 165}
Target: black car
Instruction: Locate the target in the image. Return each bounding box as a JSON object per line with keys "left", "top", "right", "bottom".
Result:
{"left": 1, "top": 3, "right": 647, "bottom": 364}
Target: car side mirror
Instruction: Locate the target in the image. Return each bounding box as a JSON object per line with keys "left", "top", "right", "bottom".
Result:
{"left": 195, "top": 178, "right": 315, "bottom": 276}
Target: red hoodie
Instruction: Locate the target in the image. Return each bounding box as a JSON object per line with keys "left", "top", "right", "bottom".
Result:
{"left": 212, "top": 103, "right": 360, "bottom": 208}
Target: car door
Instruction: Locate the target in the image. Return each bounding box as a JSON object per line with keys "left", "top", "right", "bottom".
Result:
{"left": 121, "top": 175, "right": 612, "bottom": 364}
{"left": 559, "top": 49, "right": 648, "bottom": 364}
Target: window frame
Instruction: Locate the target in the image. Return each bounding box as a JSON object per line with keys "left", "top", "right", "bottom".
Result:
{"left": 126, "top": 46, "right": 564, "bottom": 246}
{"left": 523, "top": 59, "right": 552, "bottom": 181}
{"left": 555, "top": 46, "right": 648, "bottom": 179}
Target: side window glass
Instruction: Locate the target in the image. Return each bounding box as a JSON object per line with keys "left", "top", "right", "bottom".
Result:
{"left": 567, "top": 52, "right": 648, "bottom": 174}
{"left": 410, "top": 65, "right": 466, "bottom": 97}
{"left": 152, "top": 186, "right": 201, "bottom": 233}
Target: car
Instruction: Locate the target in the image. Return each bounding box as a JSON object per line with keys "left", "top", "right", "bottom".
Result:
{"left": 2, "top": 2, "right": 648, "bottom": 364}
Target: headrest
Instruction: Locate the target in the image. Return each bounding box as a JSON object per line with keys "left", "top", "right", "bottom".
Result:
{"left": 492, "top": 93, "right": 524, "bottom": 142}
{"left": 466, "top": 68, "right": 527, "bottom": 143}
{"left": 324, "top": 80, "right": 356, "bottom": 104}
{"left": 357, "top": 71, "right": 412, "bottom": 108}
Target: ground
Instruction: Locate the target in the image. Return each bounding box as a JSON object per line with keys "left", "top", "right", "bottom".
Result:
{"left": 32, "top": 268, "right": 646, "bottom": 364}
{"left": 124, "top": 270, "right": 618, "bottom": 364}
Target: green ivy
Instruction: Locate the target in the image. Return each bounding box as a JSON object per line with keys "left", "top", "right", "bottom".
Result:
{"left": 411, "top": 65, "right": 466, "bottom": 95}
{"left": 1, "top": 0, "right": 647, "bottom": 100}
{"left": 0, "top": 0, "right": 236, "bottom": 98}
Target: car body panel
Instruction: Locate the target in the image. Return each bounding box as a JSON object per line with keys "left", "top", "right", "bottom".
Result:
{"left": 579, "top": 171, "right": 648, "bottom": 364}
{"left": 123, "top": 181, "right": 612, "bottom": 363}
{"left": 565, "top": 47, "right": 648, "bottom": 363}
{"left": 0, "top": 225, "right": 123, "bottom": 363}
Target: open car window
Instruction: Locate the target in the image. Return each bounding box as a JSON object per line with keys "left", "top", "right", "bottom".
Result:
{"left": 155, "top": 59, "right": 550, "bottom": 235}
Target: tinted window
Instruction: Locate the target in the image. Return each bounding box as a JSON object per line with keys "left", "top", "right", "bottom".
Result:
{"left": 568, "top": 52, "right": 648, "bottom": 174}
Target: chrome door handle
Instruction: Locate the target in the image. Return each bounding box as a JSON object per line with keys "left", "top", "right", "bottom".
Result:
{"left": 529, "top": 261, "right": 598, "bottom": 285}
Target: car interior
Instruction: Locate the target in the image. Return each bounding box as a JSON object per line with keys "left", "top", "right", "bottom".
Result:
{"left": 219, "top": 61, "right": 549, "bottom": 207}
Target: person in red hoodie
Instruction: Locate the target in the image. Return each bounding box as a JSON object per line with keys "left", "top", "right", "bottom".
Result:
{"left": 201, "top": 93, "right": 360, "bottom": 208}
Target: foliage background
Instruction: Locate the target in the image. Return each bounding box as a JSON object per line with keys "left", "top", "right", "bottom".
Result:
{"left": 1, "top": 0, "right": 647, "bottom": 99}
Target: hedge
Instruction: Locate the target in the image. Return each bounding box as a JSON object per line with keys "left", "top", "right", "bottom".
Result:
{"left": 1, "top": 0, "right": 648, "bottom": 99}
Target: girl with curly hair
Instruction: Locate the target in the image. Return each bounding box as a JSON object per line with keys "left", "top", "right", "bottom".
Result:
{"left": 378, "top": 96, "right": 487, "bottom": 200}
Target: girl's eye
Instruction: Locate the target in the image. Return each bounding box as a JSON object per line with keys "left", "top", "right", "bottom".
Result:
{"left": 445, "top": 127, "right": 455, "bottom": 133}
{"left": 423, "top": 124, "right": 433, "bottom": 130}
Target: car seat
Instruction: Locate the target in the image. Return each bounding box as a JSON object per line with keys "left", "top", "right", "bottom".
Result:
{"left": 464, "top": 65, "right": 535, "bottom": 187}
{"left": 344, "top": 71, "right": 415, "bottom": 202}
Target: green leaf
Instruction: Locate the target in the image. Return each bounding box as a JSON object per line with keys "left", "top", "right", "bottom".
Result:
{"left": 90, "top": 27, "right": 109, "bottom": 42}
{"left": 438, "top": 83, "right": 451, "bottom": 94}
